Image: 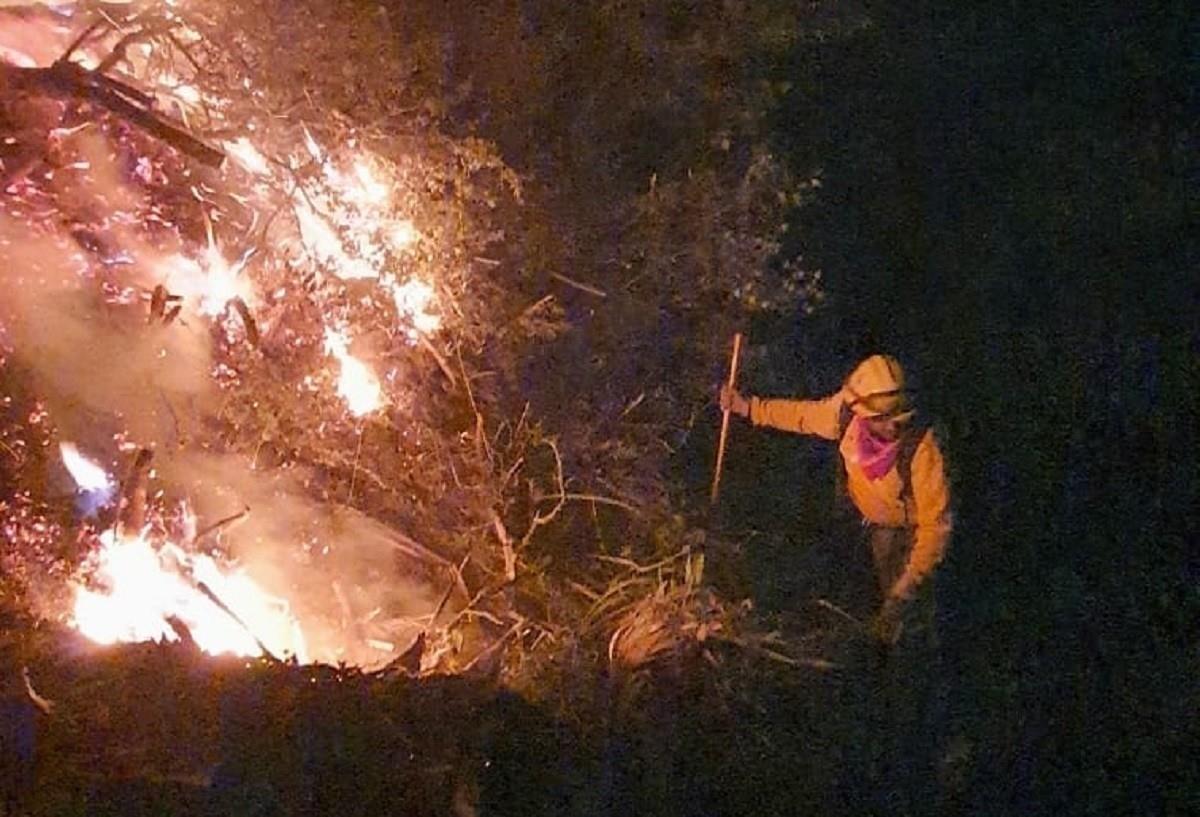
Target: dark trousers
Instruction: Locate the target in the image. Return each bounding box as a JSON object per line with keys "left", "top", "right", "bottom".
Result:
{"left": 868, "top": 525, "right": 910, "bottom": 601}
{"left": 864, "top": 525, "right": 945, "bottom": 816}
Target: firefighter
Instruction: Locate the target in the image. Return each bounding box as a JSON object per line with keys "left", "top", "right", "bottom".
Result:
{"left": 719, "top": 353, "right": 952, "bottom": 643}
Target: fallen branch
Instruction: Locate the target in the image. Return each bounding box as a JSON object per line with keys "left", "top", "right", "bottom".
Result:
{"left": 595, "top": 550, "right": 689, "bottom": 574}
{"left": 491, "top": 511, "right": 516, "bottom": 582}
{"left": 544, "top": 492, "right": 639, "bottom": 513}
{"left": 195, "top": 580, "right": 277, "bottom": 660}
{"left": 383, "top": 528, "right": 456, "bottom": 573}
{"left": 426, "top": 552, "right": 471, "bottom": 634}
{"left": 813, "top": 598, "right": 864, "bottom": 630}
{"left": 551, "top": 271, "right": 607, "bottom": 298}
{"left": 193, "top": 505, "right": 250, "bottom": 543}
{"left": 1, "top": 60, "right": 224, "bottom": 167}
{"left": 520, "top": 439, "right": 565, "bottom": 548}
{"left": 419, "top": 335, "right": 457, "bottom": 386}
{"left": 715, "top": 635, "right": 838, "bottom": 671}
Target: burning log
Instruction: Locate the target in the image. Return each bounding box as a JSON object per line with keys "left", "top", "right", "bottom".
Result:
{"left": 230, "top": 296, "right": 260, "bottom": 346}
{"left": 117, "top": 447, "right": 154, "bottom": 534}
{"left": 0, "top": 59, "right": 225, "bottom": 168}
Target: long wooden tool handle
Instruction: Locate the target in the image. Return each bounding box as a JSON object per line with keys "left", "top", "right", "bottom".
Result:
{"left": 710, "top": 332, "right": 744, "bottom": 505}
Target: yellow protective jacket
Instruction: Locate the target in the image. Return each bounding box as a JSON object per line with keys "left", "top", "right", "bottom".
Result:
{"left": 748, "top": 390, "right": 952, "bottom": 595}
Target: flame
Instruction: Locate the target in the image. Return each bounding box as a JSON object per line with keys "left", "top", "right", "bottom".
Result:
{"left": 324, "top": 327, "right": 384, "bottom": 416}
{"left": 294, "top": 199, "right": 379, "bottom": 280}
{"left": 302, "top": 126, "right": 324, "bottom": 162}
{"left": 389, "top": 278, "right": 441, "bottom": 337}
{"left": 59, "top": 442, "right": 112, "bottom": 493}
{"left": 157, "top": 245, "right": 254, "bottom": 317}
{"left": 348, "top": 158, "right": 390, "bottom": 208}
{"left": 72, "top": 531, "right": 307, "bottom": 661}
{"left": 224, "top": 137, "right": 271, "bottom": 176}
{"left": 389, "top": 219, "right": 419, "bottom": 251}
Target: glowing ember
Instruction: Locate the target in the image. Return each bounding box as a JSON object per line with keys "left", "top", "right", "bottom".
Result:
{"left": 324, "top": 327, "right": 385, "bottom": 416}
{"left": 59, "top": 442, "right": 112, "bottom": 493}
{"left": 389, "top": 278, "right": 441, "bottom": 337}
{"left": 199, "top": 244, "right": 254, "bottom": 316}
{"left": 72, "top": 531, "right": 307, "bottom": 661}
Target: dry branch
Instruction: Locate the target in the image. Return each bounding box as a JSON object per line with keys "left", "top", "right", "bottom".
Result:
{"left": 1, "top": 60, "right": 224, "bottom": 167}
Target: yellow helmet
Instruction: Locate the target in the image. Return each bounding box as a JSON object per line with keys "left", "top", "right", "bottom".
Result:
{"left": 844, "top": 354, "right": 913, "bottom": 420}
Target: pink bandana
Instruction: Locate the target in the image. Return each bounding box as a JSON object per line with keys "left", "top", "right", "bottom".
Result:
{"left": 851, "top": 416, "right": 900, "bottom": 481}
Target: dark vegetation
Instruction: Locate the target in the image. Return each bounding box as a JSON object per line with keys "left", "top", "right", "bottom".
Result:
{"left": 1, "top": 1, "right": 1196, "bottom": 815}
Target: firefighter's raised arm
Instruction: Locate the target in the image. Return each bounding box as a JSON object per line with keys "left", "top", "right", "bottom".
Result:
{"left": 720, "top": 383, "right": 845, "bottom": 440}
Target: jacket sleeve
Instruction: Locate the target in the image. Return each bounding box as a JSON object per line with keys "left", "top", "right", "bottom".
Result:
{"left": 747, "top": 390, "right": 845, "bottom": 440}
{"left": 897, "top": 429, "right": 953, "bottom": 596}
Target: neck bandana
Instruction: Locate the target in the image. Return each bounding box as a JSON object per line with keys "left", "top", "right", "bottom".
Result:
{"left": 851, "top": 416, "right": 901, "bottom": 481}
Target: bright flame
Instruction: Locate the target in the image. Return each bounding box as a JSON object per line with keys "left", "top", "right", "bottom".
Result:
{"left": 294, "top": 198, "right": 380, "bottom": 280}
{"left": 72, "top": 532, "right": 307, "bottom": 661}
{"left": 198, "top": 244, "right": 253, "bottom": 315}
{"left": 173, "top": 83, "right": 202, "bottom": 105}
{"left": 324, "top": 327, "right": 384, "bottom": 416}
{"left": 302, "top": 126, "right": 324, "bottom": 162}
{"left": 59, "top": 442, "right": 112, "bottom": 493}
{"left": 224, "top": 137, "right": 271, "bottom": 176}
{"left": 158, "top": 245, "right": 254, "bottom": 317}
{"left": 349, "top": 159, "right": 390, "bottom": 208}
{"left": 290, "top": 138, "right": 422, "bottom": 284}
{"left": 389, "top": 278, "right": 441, "bottom": 337}
{"left": 389, "top": 220, "right": 419, "bottom": 250}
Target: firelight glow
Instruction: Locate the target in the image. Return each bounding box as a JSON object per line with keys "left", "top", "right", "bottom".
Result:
{"left": 71, "top": 531, "right": 308, "bottom": 661}
{"left": 324, "top": 327, "right": 385, "bottom": 416}
{"left": 59, "top": 441, "right": 112, "bottom": 493}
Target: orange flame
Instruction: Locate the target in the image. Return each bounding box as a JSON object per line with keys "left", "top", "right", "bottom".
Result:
{"left": 72, "top": 531, "right": 307, "bottom": 661}
{"left": 389, "top": 278, "right": 441, "bottom": 338}
{"left": 324, "top": 327, "right": 385, "bottom": 416}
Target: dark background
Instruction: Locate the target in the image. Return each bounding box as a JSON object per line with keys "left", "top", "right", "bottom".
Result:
{"left": 413, "top": 1, "right": 1198, "bottom": 812}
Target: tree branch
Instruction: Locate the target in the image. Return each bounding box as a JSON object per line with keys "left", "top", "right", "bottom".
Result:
{"left": 2, "top": 61, "right": 224, "bottom": 167}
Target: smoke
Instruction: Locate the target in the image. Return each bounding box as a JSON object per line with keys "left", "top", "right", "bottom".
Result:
{"left": 161, "top": 452, "right": 441, "bottom": 666}
{"left": 0, "top": 105, "right": 439, "bottom": 668}
{"left": 0, "top": 213, "right": 215, "bottom": 447}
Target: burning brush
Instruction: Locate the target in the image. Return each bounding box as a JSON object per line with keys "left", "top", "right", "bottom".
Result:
{"left": 0, "top": 0, "right": 518, "bottom": 677}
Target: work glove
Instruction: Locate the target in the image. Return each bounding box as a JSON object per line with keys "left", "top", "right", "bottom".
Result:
{"left": 718, "top": 384, "right": 750, "bottom": 418}
{"left": 870, "top": 595, "right": 906, "bottom": 647}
